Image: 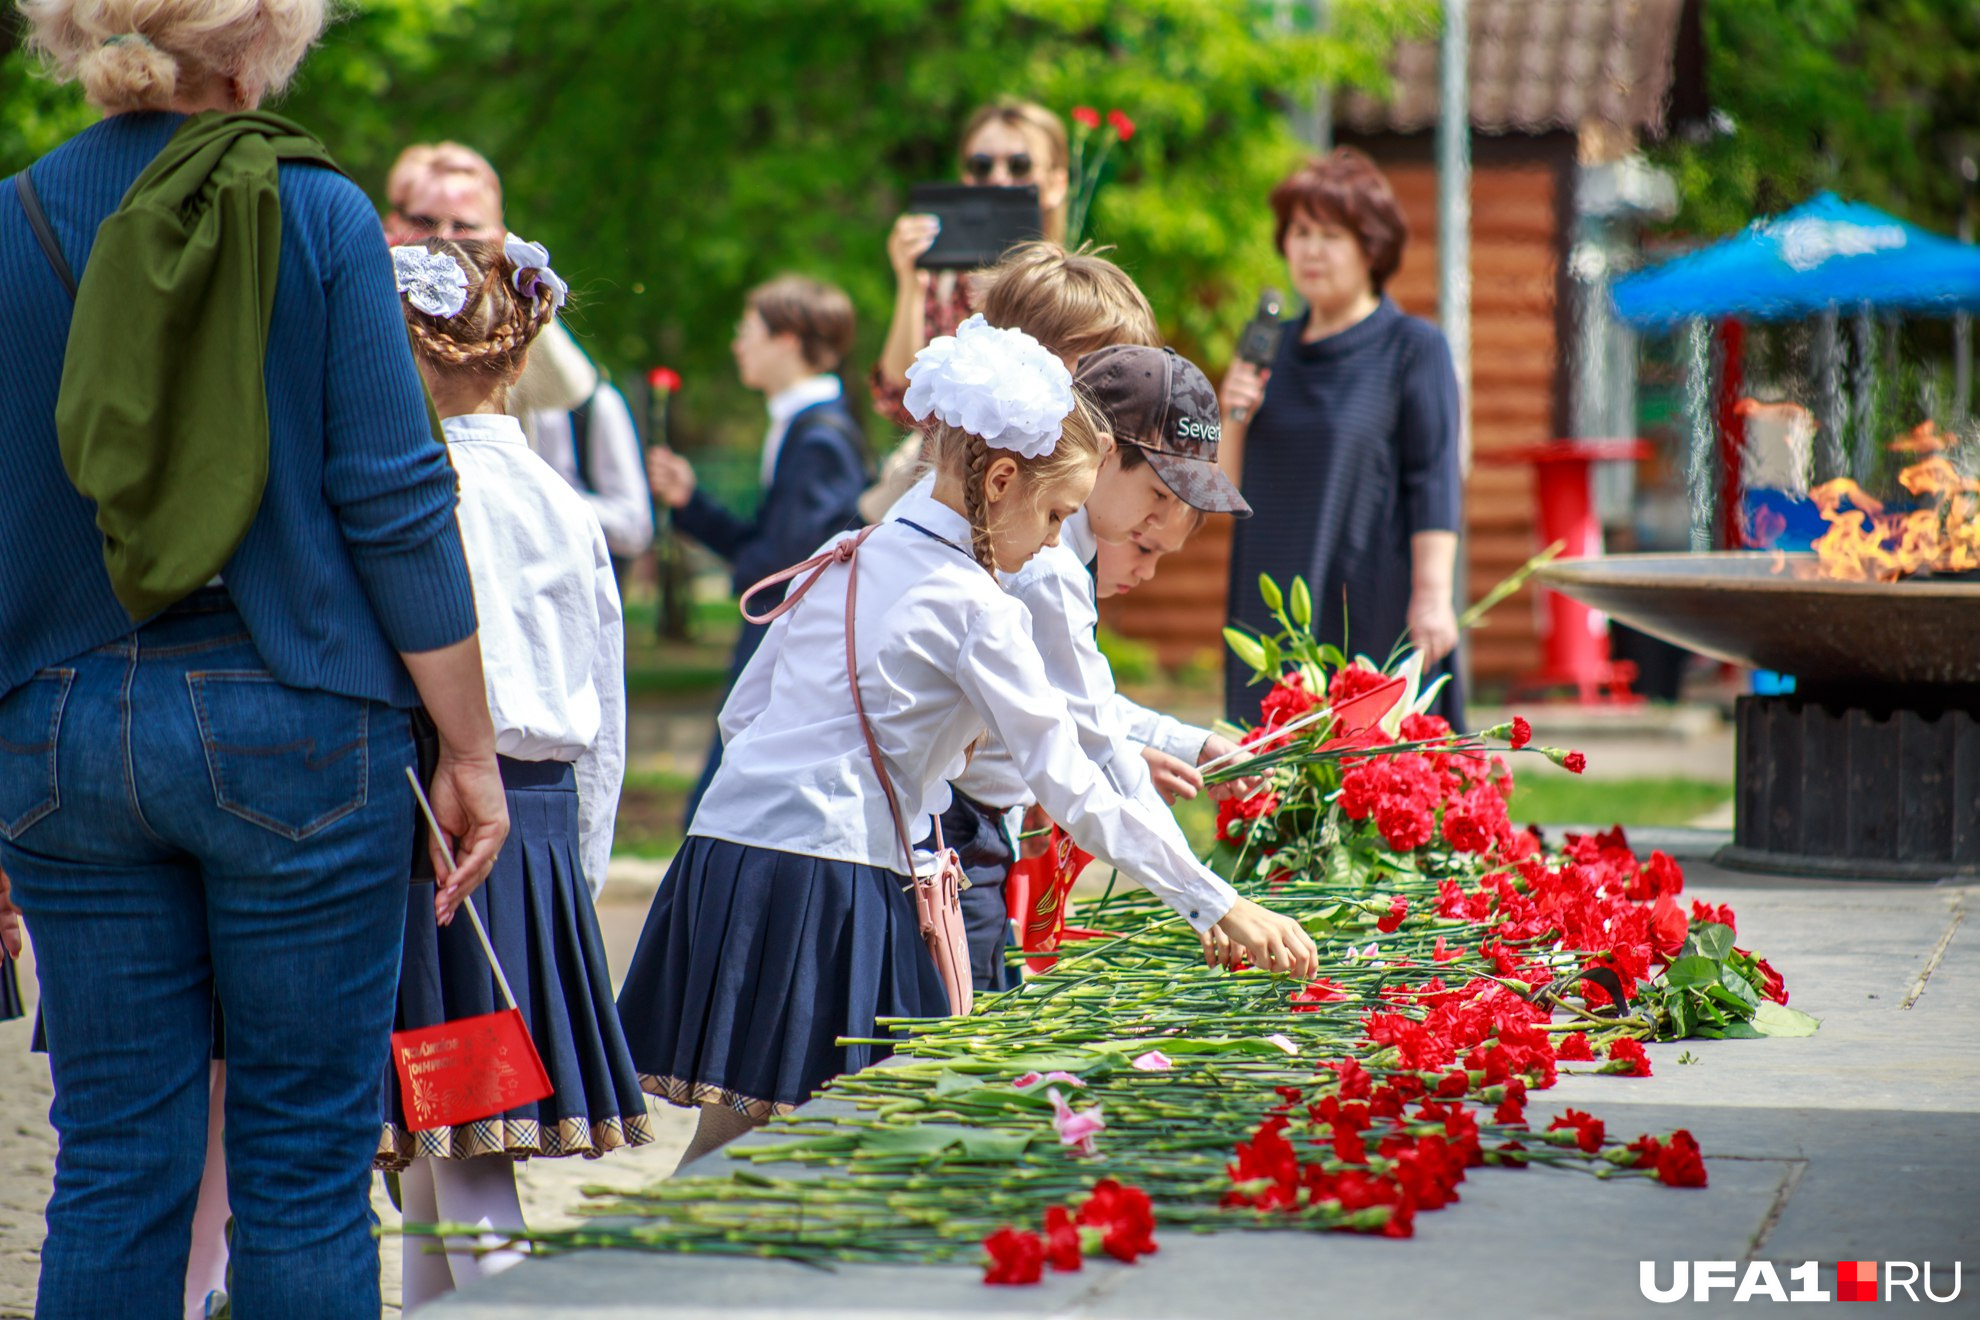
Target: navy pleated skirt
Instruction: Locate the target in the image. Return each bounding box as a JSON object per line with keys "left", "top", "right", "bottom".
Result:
{"left": 376, "top": 757, "right": 652, "bottom": 1168}
{"left": 1, "top": 953, "right": 22, "bottom": 1022}
{"left": 615, "top": 834, "right": 950, "bottom": 1118}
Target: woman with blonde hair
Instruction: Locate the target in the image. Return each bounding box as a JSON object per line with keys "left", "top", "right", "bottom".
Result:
{"left": 4, "top": 3, "right": 507, "bottom": 1317}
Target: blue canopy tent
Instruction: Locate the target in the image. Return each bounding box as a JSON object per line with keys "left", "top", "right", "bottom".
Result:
{"left": 1609, "top": 193, "right": 1980, "bottom": 550}
{"left": 1613, "top": 192, "right": 1980, "bottom": 326}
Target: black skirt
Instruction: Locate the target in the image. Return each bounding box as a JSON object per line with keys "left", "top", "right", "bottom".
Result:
{"left": 376, "top": 757, "right": 652, "bottom": 1168}
{"left": 615, "top": 834, "right": 950, "bottom": 1118}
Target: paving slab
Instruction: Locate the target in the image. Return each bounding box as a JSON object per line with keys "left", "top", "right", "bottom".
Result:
{"left": 434, "top": 868, "right": 1980, "bottom": 1319}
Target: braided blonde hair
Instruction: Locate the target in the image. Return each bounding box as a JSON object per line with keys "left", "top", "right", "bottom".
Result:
{"left": 399, "top": 238, "right": 559, "bottom": 392}
{"left": 934, "top": 393, "right": 1110, "bottom": 572}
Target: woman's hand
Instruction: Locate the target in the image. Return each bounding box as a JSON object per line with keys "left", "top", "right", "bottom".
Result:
{"left": 646, "top": 447, "right": 697, "bottom": 510}
{"left": 1407, "top": 591, "right": 1460, "bottom": 667}
{"left": 1219, "top": 360, "right": 1271, "bottom": 427}
{"left": 1141, "top": 746, "right": 1203, "bottom": 803}
{"left": 1200, "top": 898, "right": 1318, "bottom": 979}
{"left": 426, "top": 749, "right": 509, "bottom": 925}
{"left": 0, "top": 863, "right": 22, "bottom": 959}
{"left": 887, "top": 213, "right": 940, "bottom": 287}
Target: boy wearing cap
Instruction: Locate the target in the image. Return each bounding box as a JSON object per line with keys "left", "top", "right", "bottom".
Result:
{"left": 951, "top": 344, "right": 1253, "bottom": 988}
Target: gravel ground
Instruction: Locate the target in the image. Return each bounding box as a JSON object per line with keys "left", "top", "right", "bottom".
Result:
{"left": 0, "top": 889, "right": 694, "bottom": 1319}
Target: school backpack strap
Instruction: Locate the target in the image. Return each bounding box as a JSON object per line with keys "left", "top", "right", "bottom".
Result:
{"left": 15, "top": 168, "right": 78, "bottom": 300}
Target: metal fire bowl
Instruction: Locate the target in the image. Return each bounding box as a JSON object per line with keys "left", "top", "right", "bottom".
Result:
{"left": 1538, "top": 552, "right": 1980, "bottom": 689}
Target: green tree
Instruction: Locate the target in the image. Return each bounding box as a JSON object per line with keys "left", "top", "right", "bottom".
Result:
{"left": 1648, "top": 0, "right": 1980, "bottom": 237}
{"left": 4, "top": 0, "right": 1429, "bottom": 453}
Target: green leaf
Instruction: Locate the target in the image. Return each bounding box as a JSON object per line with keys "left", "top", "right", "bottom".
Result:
{"left": 1751, "top": 1001, "right": 1820, "bottom": 1037}
{"left": 1290, "top": 577, "right": 1313, "bottom": 629}
{"left": 1258, "top": 573, "right": 1284, "bottom": 614}
{"left": 1663, "top": 955, "right": 1722, "bottom": 989}
{"left": 1716, "top": 1021, "right": 1764, "bottom": 1040}
{"left": 1261, "top": 635, "right": 1284, "bottom": 676}
{"left": 933, "top": 1069, "right": 987, "bottom": 1097}
{"left": 857, "top": 1124, "right": 971, "bottom": 1157}
{"left": 952, "top": 1129, "right": 1033, "bottom": 1161}
{"left": 1689, "top": 921, "right": 1736, "bottom": 961}
{"left": 1223, "top": 627, "right": 1268, "bottom": 675}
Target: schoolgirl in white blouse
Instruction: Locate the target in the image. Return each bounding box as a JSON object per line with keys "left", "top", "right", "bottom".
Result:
{"left": 386, "top": 236, "right": 650, "bottom": 1310}
{"left": 615, "top": 316, "right": 1318, "bottom": 1167}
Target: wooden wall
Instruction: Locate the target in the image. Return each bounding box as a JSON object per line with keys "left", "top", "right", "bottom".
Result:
{"left": 1100, "top": 136, "right": 1572, "bottom": 695}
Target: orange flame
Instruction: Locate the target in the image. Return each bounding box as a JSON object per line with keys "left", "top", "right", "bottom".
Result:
{"left": 1808, "top": 435, "right": 1980, "bottom": 581}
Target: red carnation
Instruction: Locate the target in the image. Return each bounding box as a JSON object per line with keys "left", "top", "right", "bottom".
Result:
{"left": 1042, "top": 1206, "right": 1083, "bottom": 1272}
{"left": 1547, "top": 1108, "right": 1606, "bottom": 1154}
{"left": 1509, "top": 716, "right": 1532, "bottom": 750}
{"left": 1375, "top": 800, "right": 1433, "bottom": 852}
{"left": 1106, "top": 108, "right": 1135, "bottom": 141}
{"left": 646, "top": 366, "right": 682, "bottom": 393}
{"left": 1555, "top": 1031, "right": 1595, "bottom": 1061}
{"left": 1077, "top": 1179, "right": 1157, "bottom": 1262}
{"left": 1376, "top": 897, "right": 1409, "bottom": 933}
{"left": 1329, "top": 662, "right": 1388, "bottom": 705}
{"left": 982, "top": 1227, "right": 1044, "bottom": 1285}
{"left": 1653, "top": 1129, "right": 1708, "bottom": 1187}
{"left": 1071, "top": 105, "right": 1101, "bottom": 130}
{"left": 1292, "top": 978, "right": 1350, "bottom": 1010}
{"left": 1563, "top": 751, "right": 1587, "bottom": 774}
{"left": 1605, "top": 1038, "right": 1652, "bottom": 1077}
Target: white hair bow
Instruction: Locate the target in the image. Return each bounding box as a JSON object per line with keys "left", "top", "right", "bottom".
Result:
{"left": 903, "top": 315, "right": 1074, "bottom": 460}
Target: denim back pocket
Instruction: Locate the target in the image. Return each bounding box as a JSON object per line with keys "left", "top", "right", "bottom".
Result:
{"left": 0, "top": 668, "right": 74, "bottom": 840}
{"left": 186, "top": 671, "right": 369, "bottom": 840}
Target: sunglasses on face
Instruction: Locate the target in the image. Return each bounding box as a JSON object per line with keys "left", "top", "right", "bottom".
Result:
{"left": 964, "top": 152, "right": 1034, "bottom": 182}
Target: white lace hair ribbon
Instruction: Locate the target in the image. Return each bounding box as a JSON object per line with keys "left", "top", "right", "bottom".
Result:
{"left": 504, "top": 233, "right": 569, "bottom": 311}
{"left": 903, "top": 314, "right": 1074, "bottom": 459}
{"left": 391, "top": 246, "right": 470, "bottom": 319}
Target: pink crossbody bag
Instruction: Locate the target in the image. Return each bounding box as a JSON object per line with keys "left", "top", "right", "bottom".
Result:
{"left": 741, "top": 529, "right": 975, "bottom": 1017}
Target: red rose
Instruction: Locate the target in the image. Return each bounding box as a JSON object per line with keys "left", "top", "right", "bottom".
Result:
{"left": 1071, "top": 105, "right": 1101, "bottom": 130}
{"left": 1754, "top": 955, "right": 1788, "bottom": 1005}
{"left": 1555, "top": 1031, "right": 1595, "bottom": 1061}
{"left": 982, "top": 1226, "right": 1045, "bottom": 1284}
{"left": 1648, "top": 894, "right": 1688, "bottom": 958}
{"left": 1691, "top": 899, "right": 1737, "bottom": 932}
{"left": 1547, "top": 1108, "right": 1605, "bottom": 1154}
{"left": 1042, "top": 1206, "right": 1083, "bottom": 1272}
{"left": 1653, "top": 1129, "right": 1708, "bottom": 1187}
{"left": 1510, "top": 716, "right": 1532, "bottom": 750}
{"left": 1106, "top": 108, "right": 1135, "bottom": 141}
{"left": 1606, "top": 1038, "right": 1652, "bottom": 1077}
{"left": 1376, "top": 897, "right": 1409, "bottom": 933}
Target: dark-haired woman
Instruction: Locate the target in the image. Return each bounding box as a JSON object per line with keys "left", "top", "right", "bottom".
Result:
{"left": 1218, "top": 147, "right": 1464, "bottom": 726}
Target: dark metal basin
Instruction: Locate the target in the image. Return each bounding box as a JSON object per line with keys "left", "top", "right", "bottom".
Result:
{"left": 1538, "top": 552, "right": 1980, "bottom": 688}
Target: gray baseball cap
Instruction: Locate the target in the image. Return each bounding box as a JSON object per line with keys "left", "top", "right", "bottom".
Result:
{"left": 1076, "top": 345, "right": 1251, "bottom": 517}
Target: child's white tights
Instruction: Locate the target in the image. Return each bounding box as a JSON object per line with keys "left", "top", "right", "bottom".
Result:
{"left": 397, "top": 1154, "right": 530, "bottom": 1311}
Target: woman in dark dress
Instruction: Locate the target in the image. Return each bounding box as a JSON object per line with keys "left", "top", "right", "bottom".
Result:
{"left": 1218, "top": 148, "right": 1464, "bottom": 727}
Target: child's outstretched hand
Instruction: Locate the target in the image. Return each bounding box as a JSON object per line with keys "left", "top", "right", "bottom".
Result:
{"left": 1198, "top": 733, "right": 1263, "bottom": 801}
{"left": 1141, "top": 746, "right": 1203, "bottom": 803}
{"left": 1201, "top": 898, "right": 1317, "bottom": 979}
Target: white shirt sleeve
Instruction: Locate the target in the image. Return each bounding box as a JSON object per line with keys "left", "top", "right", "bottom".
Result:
{"left": 574, "top": 539, "right": 626, "bottom": 901}
{"left": 578, "top": 384, "right": 656, "bottom": 558}
{"left": 1109, "top": 693, "right": 1214, "bottom": 764}
{"left": 953, "top": 606, "right": 1237, "bottom": 932}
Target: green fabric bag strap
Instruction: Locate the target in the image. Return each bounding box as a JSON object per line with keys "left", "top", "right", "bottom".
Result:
{"left": 54, "top": 110, "right": 347, "bottom": 621}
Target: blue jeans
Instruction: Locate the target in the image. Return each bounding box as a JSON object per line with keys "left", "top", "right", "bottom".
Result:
{"left": 0, "top": 592, "right": 413, "bottom": 1320}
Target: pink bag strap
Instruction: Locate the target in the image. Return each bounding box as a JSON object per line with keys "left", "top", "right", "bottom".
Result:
{"left": 738, "top": 527, "right": 877, "bottom": 626}
{"left": 735, "top": 526, "right": 931, "bottom": 874}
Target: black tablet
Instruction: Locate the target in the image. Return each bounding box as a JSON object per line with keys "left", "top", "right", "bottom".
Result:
{"left": 907, "top": 183, "right": 1042, "bottom": 271}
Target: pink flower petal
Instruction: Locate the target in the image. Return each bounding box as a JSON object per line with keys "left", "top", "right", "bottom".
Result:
{"left": 1013, "top": 1071, "right": 1043, "bottom": 1089}
{"left": 1131, "top": 1050, "right": 1173, "bottom": 1072}
{"left": 1047, "top": 1087, "right": 1106, "bottom": 1156}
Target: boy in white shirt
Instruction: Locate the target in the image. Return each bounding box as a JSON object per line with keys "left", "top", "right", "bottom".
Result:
{"left": 952, "top": 345, "right": 1254, "bottom": 988}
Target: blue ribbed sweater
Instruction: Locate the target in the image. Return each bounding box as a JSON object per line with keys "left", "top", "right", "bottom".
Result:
{"left": 0, "top": 113, "right": 476, "bottom": 706}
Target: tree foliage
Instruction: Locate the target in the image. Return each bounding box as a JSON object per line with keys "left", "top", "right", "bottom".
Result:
{"left": 4, "top": 1, "right": 1430, "bottom": 447}
{"left": 1646, "top": 0, "right": 1980, "bottom": 239}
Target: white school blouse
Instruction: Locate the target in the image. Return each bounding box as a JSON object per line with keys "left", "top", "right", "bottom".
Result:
{"left": 691, "top": 487, "right": 1238, "bottom": 932}
{"left": 443, "top": 413, "right": 626, "bottom": 896}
